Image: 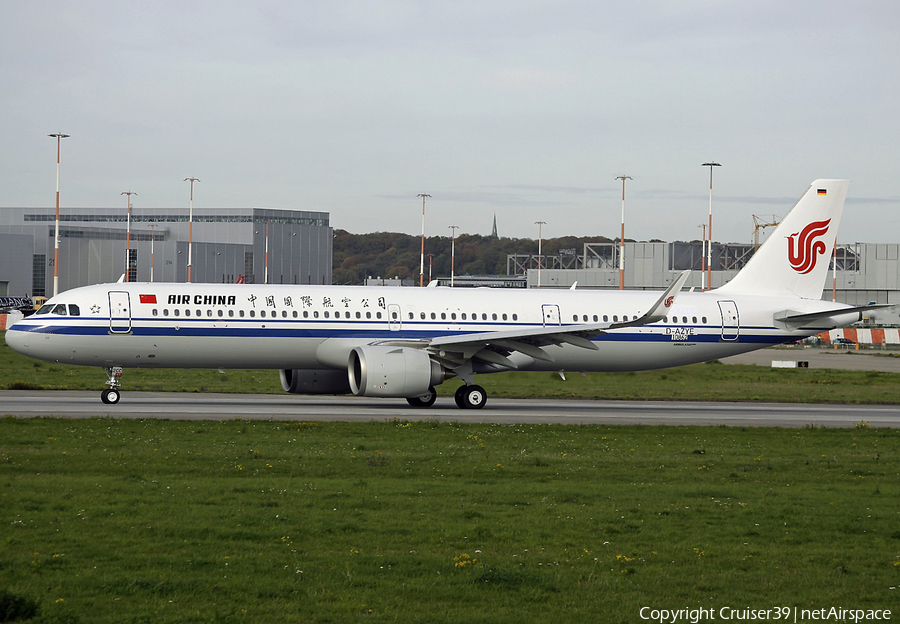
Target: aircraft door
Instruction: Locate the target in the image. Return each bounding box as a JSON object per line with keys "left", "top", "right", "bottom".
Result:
{"left": 542, "top": 304, "right": 561, "bottom": 327}
{"left": 717, "top": 300, "right": 739, "bottom": 341}
{"left": 109, "top": 291, "right": 132, "bottom": 334}
{"left": 388, "top": 303, "right": 401, "bottom": 331}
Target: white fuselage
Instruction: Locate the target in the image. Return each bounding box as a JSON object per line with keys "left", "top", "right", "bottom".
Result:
{"left": 5, "top": 281, "right": 855, "bottom": 373}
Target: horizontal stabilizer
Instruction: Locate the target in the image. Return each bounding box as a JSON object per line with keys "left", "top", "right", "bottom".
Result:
{"left": 773, "top": 303, "right": 893, "bottom": 328}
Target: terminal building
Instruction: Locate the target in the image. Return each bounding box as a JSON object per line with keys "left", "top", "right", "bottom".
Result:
{"left": 0, "top": 207, "right": 332, "bottom": 298}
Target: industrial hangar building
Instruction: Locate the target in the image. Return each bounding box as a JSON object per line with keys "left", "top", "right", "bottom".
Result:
{"left": 0, "top": 207, "right": 332, "bottom": 298}
{"left": 516, "top": 240, "right": 900, "bottom": 311}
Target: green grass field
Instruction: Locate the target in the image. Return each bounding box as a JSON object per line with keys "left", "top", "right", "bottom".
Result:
{"left": 2, "top": 418, "right": 899, "bottom": 623}
{"left": 4, "top": 331, "right": 900, "bottom": 403}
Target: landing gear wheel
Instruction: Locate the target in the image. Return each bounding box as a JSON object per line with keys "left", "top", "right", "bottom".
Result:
{"left": 101, "top": 389, "right": 120, "bottom": 405}
{"left": 406, "top": 386, "right": 437, "bottom": 408}
{"left": 461, "top": 385, "right": 487, "bottom": 410}
{"left": 454, "top": 385, "right": 467, "bottom": 409}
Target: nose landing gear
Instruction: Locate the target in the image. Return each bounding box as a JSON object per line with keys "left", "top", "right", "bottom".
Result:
{"left": 101, "top": 366, "right": 123, "bottom": 404}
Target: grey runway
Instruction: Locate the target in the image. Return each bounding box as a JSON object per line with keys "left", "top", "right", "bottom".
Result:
{"left": 2, "top": 390, "right": 898, "bottom": 428}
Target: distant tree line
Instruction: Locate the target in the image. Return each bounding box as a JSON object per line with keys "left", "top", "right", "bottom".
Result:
{"left": 332, "top": 230, "right": 616, "bottom": 285}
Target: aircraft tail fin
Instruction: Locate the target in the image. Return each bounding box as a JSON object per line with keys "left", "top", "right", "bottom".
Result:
{"left": 717, "top": 179, "right": 848, "bottom": 300}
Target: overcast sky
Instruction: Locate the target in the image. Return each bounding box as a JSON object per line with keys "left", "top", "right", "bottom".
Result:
{"left": 2, "top": 1, "right": 899, "bottom": 245}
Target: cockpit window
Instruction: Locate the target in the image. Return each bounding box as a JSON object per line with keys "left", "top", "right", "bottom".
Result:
{"left": 68, "top": 304, "right": 80, "bottom": 316}
{"left": 35, "top": 305, "right": 52, "bottom": 315}
{"left": 53, "top": 304, "right": 67, "bottom": 316}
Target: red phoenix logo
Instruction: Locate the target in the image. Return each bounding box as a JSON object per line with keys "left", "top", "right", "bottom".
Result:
{"left": 787, "top": 219, "right": 831, "bottom": 274}
{"left": 664, "top": 296, "right": 674, "bottom": 308}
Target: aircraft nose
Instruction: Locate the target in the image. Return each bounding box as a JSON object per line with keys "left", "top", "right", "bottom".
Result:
{"left": 4, "top": 321, "right": 30, "bottom": 356}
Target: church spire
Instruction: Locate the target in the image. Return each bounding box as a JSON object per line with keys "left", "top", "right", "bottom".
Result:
{"left": 491, "top": 213, "right": 498, "bottom": 238}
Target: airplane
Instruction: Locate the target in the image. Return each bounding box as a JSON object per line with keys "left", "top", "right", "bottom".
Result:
{"left": 5, "top": 179, "right": 884, "bottom": 409}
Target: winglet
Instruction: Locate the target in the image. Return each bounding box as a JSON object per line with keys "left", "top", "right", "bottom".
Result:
{"left": 611, "top": 270, "right": 690, "bottom": 329}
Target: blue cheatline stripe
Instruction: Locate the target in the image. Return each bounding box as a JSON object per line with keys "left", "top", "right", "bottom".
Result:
{"left": 7, "top": 319, "right": 796, "bottom": 345}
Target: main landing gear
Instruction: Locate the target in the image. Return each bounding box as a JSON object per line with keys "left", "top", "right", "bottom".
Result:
{"left": 404, "top": 384, "right": 488, "bottom": 409}
{"left": 406, "top": 386, "right": 438, "bottom": 408}
{"left": 454, "top": 384, "right": 487, "bottom": 410}
{"left": 101, "top": 366, "right": 123, "bottom": 404}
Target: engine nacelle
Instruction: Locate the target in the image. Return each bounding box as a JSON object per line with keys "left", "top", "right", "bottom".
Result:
{"left": 279, "top": 369, "right": 352, "bottom": 395}
{"left": 348, "top": 345, "right": 446, "bottom": 398}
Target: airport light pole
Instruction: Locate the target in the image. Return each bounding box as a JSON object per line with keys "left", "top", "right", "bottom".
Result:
{"left": 615, "top": 175, "right": 632, "bottom": 290}
{"left": 417, "top": 193, "right": 430, "bottom": 286}
{"left": 535, "top": 221, "right": 546, "bottom": 289}
{"left": 121, "top": 192, "right": 137, "bottom": 282}
{"left": 149, "top": 223, "right": 156, "bottom": 282}
{"left": 699, "top": 223, "right": 707, "bottom": 291}
{"left": 184, "top": 177, "right": 200, "bottom": 282}
{"left": 702, "top": 162, "right": 721, "bottom": 291}
{"left": 49, "top": 132, "right": 70, "bottom": 296}
{"left": 448, "top": 225, "right": 459, "bottom": 287}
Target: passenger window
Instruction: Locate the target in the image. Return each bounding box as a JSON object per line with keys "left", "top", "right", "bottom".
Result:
{"left": 603, "top": 315, "right": 608, "bottom": 322}
{"left": 702, "top": 316, "right": 707, "bottom": 323}
{"left": 492, "top": 313, "right": 497, "bottom": 321}
{"left": 218, "top": 310, "right": 224, "bottom": 317}
{"left": 583, "top": 315, "right": 588, "bottom": 322}
{"left": 376, "top": 312, "right": 382, "bottom": 319}
{"left": 356, "top": 312, "right": 361, "bottom": 319}
{"left": 261, "top": 311, "right": 267, "bottom": 318}
{"left": 174, "top": 309, "right": 180, "bottom": 317}
{"left": 513, "top": 314, "right": 518, "bottom": 321}
{"left": 692, "top": 316, "right": 697, "bottom": 324}
{"left": 441, "top": 313, "right": 446, "bottom": 320}
{"left": 366, "top": 311, "right": 371, "bottom": 319}
{"left": 207, "top": 309, "right": 213, "bottom": 317}
{"left": 282, "top": 311, "right": 288, "bottom": 318}
{"left": 682, "top": 316, "right": 688, "bottom": 323}
{"left": 313, "top": 311, "right": 318, "bottom": 318}
{"left": 250, "top": 310, "right": 256, "bottom": 318}
{"left": 502, "top": 313, "right": 507, "bottom": 321}
{"left": 68, "top": 304, "right": 80, "bottom": 316}
{"left": 152, "top": 309, "right": 158, "bottom": 317}
{"left": 461, "top": 313, "right": 466, "bottom": 320}
{"left": 292, "top": 311, "right": 298, "bottom": 318}
{"left": 482, "top": 313, "right": 487, "bottom": 320}
{"left": 185, "top": 309, "right": 191, "bottom": 317}
{"left": 613, "top": 315, "right": 618, "bottom": 322}
{"left": 431, "top": 312, "right": 436, "bottom": 320}
{"left": 229, "top": 310, "right": 234, "bottom": 317}
{"left": 303, "top": 311, "right": 309, "bottom": 318}
{"left": 420, "top": 312, "right": 426, "bottom": 319}
{"left": 239, "top": 310, "right": 245, "bottom": 318}
{"left": 408, "top": 312, "right": 414, "bottom": 320}
{"left": 451, "top": 313, "right": 456, "bottom": 320}
{"left": 163, "top": 309, "right": 169, "bottom": 317}
{"left": 196, "top": 310, "right": 201, "bottom": 317}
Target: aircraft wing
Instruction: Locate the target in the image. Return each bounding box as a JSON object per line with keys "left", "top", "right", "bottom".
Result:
{"left": 420, "top": 271, "right": 690, "bottom": 369}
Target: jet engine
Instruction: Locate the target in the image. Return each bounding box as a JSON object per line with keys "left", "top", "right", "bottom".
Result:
{"left": 348, "top": 345, "right": 447, "bottom": 398}
{"left": 279, "top": 369, "right": 352, "bottom": 395}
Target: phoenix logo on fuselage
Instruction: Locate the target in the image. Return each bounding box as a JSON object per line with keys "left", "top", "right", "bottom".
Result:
{"left": 787, "top": 219, "right": 831, "bottom": 274}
